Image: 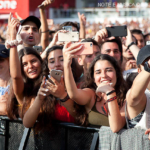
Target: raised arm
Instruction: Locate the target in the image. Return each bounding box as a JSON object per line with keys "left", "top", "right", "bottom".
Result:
{"left": 126, "top": 67, "right": 150, "bottom": 107}
{"left": 39, "top": 0, "right": 54, "bottom": 51}
{"left": 9, "top": 15, "right": 24, "bottom": 104}
{"left": 96, "top": 84, "right": 126, "bottom": 133}
{"left": 41, "top": 30, "right": 68, "bottom": 60}
{"left": 78, "top": 12, "right": 86, "bottom": 39}
{"left": 63, "top": 42, "right": 95, "bottom": 106}
{"left": 125, "top": 28, "right": 140, "bottom": 60}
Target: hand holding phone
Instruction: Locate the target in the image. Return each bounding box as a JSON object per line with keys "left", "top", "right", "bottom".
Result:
{"left": 50, "top": 69, "right": 63, "bottom": 82}
{"left": 58, "top": 32, "right": 79, "bottom": 42}
{"left": 72, "top": 42, "right": 93, "bottom": 55}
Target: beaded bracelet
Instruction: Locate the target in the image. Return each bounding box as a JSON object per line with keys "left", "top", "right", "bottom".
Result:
{"left": 101, "top": 96, "right": 117, "bottom": 114}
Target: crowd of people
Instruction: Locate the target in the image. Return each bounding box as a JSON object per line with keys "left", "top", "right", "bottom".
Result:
{"left": 0, "top": 0, "right": 150, "bottom": 146}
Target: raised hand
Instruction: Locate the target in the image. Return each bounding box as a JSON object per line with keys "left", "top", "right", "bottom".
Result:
{"left": 96, "top": 82, "right": 114, "bottom": 96}
{"left": 78, "top": 12, "right": 86, "bottom": 26}
{"left": 94, "top": 26, "right": 115, "bottom": 44}
{"left": 38, "top": 0, "right": 54, "bottom": 9}
{"left": 125, "top": 60, "right": 137, "bottom": 71}
{"left": 49, "top": 30, "right": 68, "bottom": 47}
{"left": 8, "top": 14, "right": 20, "bottom": 40}
{"left": 63, "top": 42, "right": 83, "bottom": 66}
{"left": 46, "top": 76, "right": 67, "bottom": 99}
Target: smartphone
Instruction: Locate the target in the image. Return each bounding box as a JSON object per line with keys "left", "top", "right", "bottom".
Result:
{"left": 50, "top": 69, "right": 63, "bottom": 82}
{"left": 58, "top": 32, "right": 79, "bottom": 42}
{"left": 33, "top": 46, "right": 42, "bottom": 53}
{"left": 72, "top": 42, "right": 93, "bottom": 55}
{"left": 106, "top": 26, "right": 127, "bottom": 37}
{"left": 62, "top": 26, "right": 72, "bottom": 32}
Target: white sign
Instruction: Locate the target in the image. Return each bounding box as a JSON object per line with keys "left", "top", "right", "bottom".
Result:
{"left": 0, "top": 0, "right": 17, "bottom": 9}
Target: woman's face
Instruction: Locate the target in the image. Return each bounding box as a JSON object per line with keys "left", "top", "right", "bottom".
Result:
{"left": 22, "top": 54, "right": 41, "bottom": 79}
{"left": 94, "top": 60, "right": 117, "bottom": 87}
{"left": 47, "top": 49, "right": 64, "bottom": 72}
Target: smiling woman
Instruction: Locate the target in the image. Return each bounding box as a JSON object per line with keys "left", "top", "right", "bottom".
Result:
{"left": 63, "top": 41, "right": 128, "bottom": 130}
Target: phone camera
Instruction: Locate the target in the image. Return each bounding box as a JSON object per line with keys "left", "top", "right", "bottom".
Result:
{"left": 90, "top": 43, "right": 93, "bottom": 47}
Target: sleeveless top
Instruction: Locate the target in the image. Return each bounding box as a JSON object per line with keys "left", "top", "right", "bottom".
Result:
{"left": 88, "top": 100, "right": 109, "bottom": 127}
{"left": 125, "top": 89, "right": 150, "bottom": 130}
{"left": 54, "top": 103, "right": 75, "bottom": 123}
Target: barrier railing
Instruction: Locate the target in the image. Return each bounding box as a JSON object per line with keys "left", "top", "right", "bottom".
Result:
{"left": 0, "top": 115, "right": 150, "bottom": 150}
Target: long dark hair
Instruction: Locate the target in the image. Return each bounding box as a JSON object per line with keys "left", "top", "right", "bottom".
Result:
{"left": 7, "top": 47, "right": 56, "bottom": 131}
{"left": 83, "top": 54, "right": 128, "bottom": 107}
{"left": 45, "top": 45, "right": 88, "bottom": 126}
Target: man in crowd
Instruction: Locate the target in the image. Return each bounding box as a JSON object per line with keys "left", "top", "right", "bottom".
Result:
{"left": 131, "top": 29, "right": 145, "bottom": 49}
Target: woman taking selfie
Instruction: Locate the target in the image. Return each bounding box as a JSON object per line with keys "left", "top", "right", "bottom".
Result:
{"left": 63, "top": 42, "right": 128, "bottom": 131}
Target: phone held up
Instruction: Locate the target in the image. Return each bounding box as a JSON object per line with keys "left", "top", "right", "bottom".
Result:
{"left": 50, "top": 69, "right": 63, "bottom": 83}
{"left": 106, "top": 25, "right": 127, "bottom": 37}
{"left": 58, "top": 26, "right": 79, "bottom": 42}
{"left": 71, "top": 42, "right": 93, "bottom": 55}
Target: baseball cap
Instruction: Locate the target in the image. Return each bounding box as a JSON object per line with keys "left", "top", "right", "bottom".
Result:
{"left": 0, "top": 45, "right": 9, "bottom": 58}
{"left": 137, "top": 45, "right": 150, "bottom": 65}
{"left": 20, "top": 16, "right": 41, "bottom": 29}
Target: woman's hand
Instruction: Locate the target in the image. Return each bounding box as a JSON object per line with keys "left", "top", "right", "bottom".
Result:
{"left": 8, "top": 14, "right": 20, "bottom": 40}
{"left": 63, "top": 42, "right": 83, "bottom": 66}
{"left": 46, "top": 76, "right": 67, "bottom": 99}
{"left": 145, "top": 129, "right": 150, "bottom": 140}
{"left": 37, "top": 76, "right": 51, "bottom": 101}
{"left": 96, "top": 83, "right": 114, "bottom": 97}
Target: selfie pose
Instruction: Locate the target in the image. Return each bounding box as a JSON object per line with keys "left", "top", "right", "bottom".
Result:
{"left": 63, "top": 42, "right": 128, "bottom": 130}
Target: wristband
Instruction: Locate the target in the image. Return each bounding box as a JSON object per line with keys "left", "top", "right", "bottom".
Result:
{"left": 126, "top": 42, "right": 135, "bottom": 51}
{"left": 106, "top": 90, "right": 115, "bottom": 96}
{"left": 41, "top": 30, "right": 49, "bottom": 33}
{"left": 56, "top": 94, "right": 70, "bottom": 102}
{"left": 144, "top": 61, "right": 150, "bottom": 73}
{"left": 101, "top": 96, "right": 117, "bottom": 114}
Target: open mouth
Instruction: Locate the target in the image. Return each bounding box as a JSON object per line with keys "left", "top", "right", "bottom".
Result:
{"left": 28, "top": 36, "right": 34, "bottom": 42}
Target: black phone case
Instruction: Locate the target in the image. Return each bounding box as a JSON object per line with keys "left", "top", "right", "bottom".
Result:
{"left": 106, "top": 26, "right": 127, "bottom": 37}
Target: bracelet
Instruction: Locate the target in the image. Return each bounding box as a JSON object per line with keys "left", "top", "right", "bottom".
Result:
{"left": 106, "top": 90, "right": 115, "bottom": 96}
{"left": 10, "top": 45, "right": 17, "bottom": 48}
{"left": 41, "top": 30, "right": 49, "bottom": 33}
{"left": 126, "top": 41, "right": 135, "bottom": 51}
{"left": 56, "top": 94, "right": 70, "bottom": 102}
{"left": 101, "top": 96, "right": 117, "bottom": 114}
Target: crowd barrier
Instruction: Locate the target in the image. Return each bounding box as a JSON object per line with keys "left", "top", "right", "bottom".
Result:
{"left": 0, "top": 115, "right": 150, "bottom": 150}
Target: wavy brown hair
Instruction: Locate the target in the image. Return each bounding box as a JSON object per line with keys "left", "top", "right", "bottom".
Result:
{"left": 82, "top": 54, "right": 128, "bottom": 108}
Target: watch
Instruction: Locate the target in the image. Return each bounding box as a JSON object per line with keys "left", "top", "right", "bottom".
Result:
{"left": 56, "top": 94, "right": 70, "bottom": 102}
{"left": 144, "top": 61, "right": 150, "bottom": 73}
{"left": 126, "top": 42, "right": 135, "bottom": 51}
